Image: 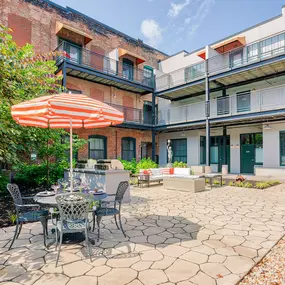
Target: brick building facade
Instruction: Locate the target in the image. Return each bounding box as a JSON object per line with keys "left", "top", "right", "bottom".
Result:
{"left": 0, "top": 0, "right": 167, "bottom": 161}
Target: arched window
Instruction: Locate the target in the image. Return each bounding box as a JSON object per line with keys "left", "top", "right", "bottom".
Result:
{"left": 121, "top": 137, "right": 136, "bottom": 161}
{"left": 122, "top": 58, "right": 134, "bottom": 81}
{"left": 88, "top": 135, "right": 107, "bottom": 160}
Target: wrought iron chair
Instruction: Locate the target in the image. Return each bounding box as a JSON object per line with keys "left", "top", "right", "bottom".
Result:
{"left": 93, "top": 181, "right": 129, "bottom": 240}
{"left": 6, "top": 183, "right": 49, "bottom": 250}
{"left": 55, "top": 193, "right": 92, "bottom": 266}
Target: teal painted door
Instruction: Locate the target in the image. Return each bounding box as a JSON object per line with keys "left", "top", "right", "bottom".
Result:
{"left": 241, "top": 144, "right": 255, "bottom": 174}
{"left": 218, "top": 145, "right": 231, "bottom": 173}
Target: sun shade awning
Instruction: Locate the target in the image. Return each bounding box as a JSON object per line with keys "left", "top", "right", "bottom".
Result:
{"left": 213, "top": 36, "right": 246, "bottom": 54}
{"left": 56, "top": 22, "right": 93, "bottom": 45}
{"left": 197, "top": 50, "right": 206, "bottom": 60}
{"left": 118, "top": 48, "right": 146, "bottom": 64}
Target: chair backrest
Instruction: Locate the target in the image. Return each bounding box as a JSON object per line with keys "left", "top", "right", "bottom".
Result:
{"left": 7, "top": 184, "right": 22, "bottom": 206}
{"left": 55, "top": 193, "right": 91, "bottom": 223}
{"left": 115, "top": 181, "right": 129, "bottom": 203}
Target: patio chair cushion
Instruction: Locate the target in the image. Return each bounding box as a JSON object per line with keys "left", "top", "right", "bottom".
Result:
{"left": 57, "top": 220, "right": 86, "bottom": 231}
{"left": 19, "top": 209, "right": 48, "bottom": 222}
{"left": 95, "top": 207, "right": 119, "bottom": 216}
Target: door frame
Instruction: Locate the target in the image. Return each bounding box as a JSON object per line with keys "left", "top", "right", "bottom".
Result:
{"left": 240, "top": 132, "right": 263, "bottom": 174}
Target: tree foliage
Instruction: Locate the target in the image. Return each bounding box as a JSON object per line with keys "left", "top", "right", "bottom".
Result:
{"left": 0, "top": 25, "right": 86, "bottom": 165}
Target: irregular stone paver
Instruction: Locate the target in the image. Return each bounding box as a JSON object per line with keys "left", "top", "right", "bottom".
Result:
{"left": 63, "top": 260, "right": 92, "bottom": 277}
{"left": 98, "top": 268, "right": 136, "bottom": 285}
{"left": 0, "top": 184, "right": 285, "bottom": 285}
{"left": 67, "top": 276, "right": 97, "bottom": 285}
{"left": 138, "top": 269, "right": 168, "bottom": 285}
{"left": 165, "top": 259, "right": 199, "bottom": 282}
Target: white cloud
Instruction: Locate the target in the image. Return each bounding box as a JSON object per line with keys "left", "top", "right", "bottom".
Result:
{"left": 140, "top": 19, "right": 163, "bottom": 47}
{"left": 183, "top": 0, "right": 215, "bottom": 35}
{"left": 168, "top": 0, "right": 190, "bottom": 18}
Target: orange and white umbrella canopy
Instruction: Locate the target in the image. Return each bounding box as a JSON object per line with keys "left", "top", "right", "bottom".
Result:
{"left": 11, "top": 93, "right": 124, "bottom": 191}
{"left": 11, "top": 93, "right": 124, "bottom": 128}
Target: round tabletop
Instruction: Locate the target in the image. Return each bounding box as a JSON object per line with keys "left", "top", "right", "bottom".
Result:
{"left": 34, "top": 192, "right": 108, "bottom": 207}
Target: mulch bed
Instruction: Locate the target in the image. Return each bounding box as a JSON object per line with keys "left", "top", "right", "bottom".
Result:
{"left": 239, "top": 235, "right": 285, "bottom": 285}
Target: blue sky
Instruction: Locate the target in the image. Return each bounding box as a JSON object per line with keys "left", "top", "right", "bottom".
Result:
{"left": 52, "top": 0, "right": 285, "bottom": 55}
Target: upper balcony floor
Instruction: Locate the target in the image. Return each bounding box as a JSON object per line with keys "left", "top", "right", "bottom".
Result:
{"left": 55, "top": 41, "right": 155, "bottom": 95}
{"left": 157, "top": 83, "right": 285, "bottom": 128}
{"left": 156, "top": 30, "right": 285, "bottom": 100}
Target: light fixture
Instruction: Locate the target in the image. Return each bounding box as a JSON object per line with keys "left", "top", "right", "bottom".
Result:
{"left": 264, "top": 124, "right": 271, "bottom": 130}
{"left": 181, "top": 131, "right": 186, "bottom": 137}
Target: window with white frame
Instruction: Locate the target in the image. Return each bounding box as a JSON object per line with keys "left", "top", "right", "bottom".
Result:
{"left": 247, "top": 43, "right": 259, "bottom": 62}
{"left": 185, "top": 62, "right": 205, "bottom": 82}
{"left": 260, "top": 33, "right": 285, "bottom": 58}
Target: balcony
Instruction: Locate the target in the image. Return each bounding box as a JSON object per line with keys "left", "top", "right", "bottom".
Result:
{"left": 55, "top": 41, "right": 155, "bottom": 95}
{"left": 156, "top": 31, "right": 285, "bottom": 100}
{"left": 157, "top": 84, "right": 285, "bottom": 126}
{"left": 107, "top": 102, "right": 153, "bottom": 126}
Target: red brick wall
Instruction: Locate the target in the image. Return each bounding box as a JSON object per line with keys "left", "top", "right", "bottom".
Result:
{"left": 76, "top": 127, "right": 152, "bottom": 161}
{"left": 8, "top": 13, "right": 32, "bottom": 46}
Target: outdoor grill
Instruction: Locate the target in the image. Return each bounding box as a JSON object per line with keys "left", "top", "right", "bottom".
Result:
{"left": 94, "top": 159, "right": 124, "bottom": 170}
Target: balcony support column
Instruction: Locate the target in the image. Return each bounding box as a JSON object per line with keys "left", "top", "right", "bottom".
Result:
{"left": 205, "top": 58, "right": 210, "bottom": 167}
{"left": 152, "top": 92, "right": 156, "bottom": 161}
{"left": 62, "top": 60, "right": 67, "bottom": 88}
{"left": 223, "top": 125, "right": 227, "bottom": 166}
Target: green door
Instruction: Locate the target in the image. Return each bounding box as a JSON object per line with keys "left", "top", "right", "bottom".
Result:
{"left": 218, "top": 144, "right": 231, "bottom": 173}
{"left": 241, "top": 144, "right": 255, "bottom": 174}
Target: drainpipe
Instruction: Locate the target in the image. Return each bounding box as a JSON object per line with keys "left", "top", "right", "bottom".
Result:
{"left": 222, "top": 89, "right": 227, "bottom": 166}
{"left": 62, "top": 60, "right": 67, "bottom": 89}
{"left": 205, "top": 46, "right": 210, "bottom": 169}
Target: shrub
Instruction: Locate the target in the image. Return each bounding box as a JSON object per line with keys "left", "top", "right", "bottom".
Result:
{"left": 255, "top": 182, "right": 270, "bottom": 189}
{"left": 267, "top": 180, "right": 280, "bottom": 186}
{"left": 13, "top": 159, "right": 70, "bottom": 187}
{"left": 136, "top": 158, "right": 158, "bottom": 172}
{"left": 228, "top": 181, "right": 235, "bottom": 186}
{"left": 243, "top": 182, "right": 253, "bottom": 188}
{"left": 119, "top": 158, "right": 137, "bottom": 174}
{"left": 235, "top": 181, "right": 244, "bottom": 187}
{"left": 0, "top": 174, "right": 9, "bottom": 194}
{"left": 172, "top": 161, "right": 188, "bottom": 168}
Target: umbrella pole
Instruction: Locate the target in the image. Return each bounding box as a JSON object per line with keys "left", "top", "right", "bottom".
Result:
{"left": 70, "top": 118, "right": 73, "bottom": 192}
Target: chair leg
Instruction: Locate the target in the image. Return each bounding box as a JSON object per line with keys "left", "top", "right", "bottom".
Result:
{"left": 85, "top": 228, "right": 92, "bottom": 262}
{"left": 55, "top": 228, "right": 58, "bottom": 250}
{"left": 92, "top": 211, "right": 96, "bottom": 232}
{"left": 118, "top": 214, "right": 126, "bottom": 237}
{"left": 96, "top": 216, "right": 102, "bottom": 241}
{"left": 46, "top": 218, "right": 49, "bottom": 237}
{"left": 9, "top": 219, "right": 19, "bottom": 250}
{"left": 16, "top": 222, "right": 23, "bottom": 239}
{"left": 56, "top": 231, "right": 63, "bottom": 267}
{"left": 114, "top": 215, "right": 120, "bottom": 229}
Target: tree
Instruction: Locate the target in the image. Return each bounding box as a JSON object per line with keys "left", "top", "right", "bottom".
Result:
{"left": 0, "top": 25, "right": 86, "bottom": 166}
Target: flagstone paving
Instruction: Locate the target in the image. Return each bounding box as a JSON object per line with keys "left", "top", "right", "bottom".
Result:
{"left": 0, "top": 184, "right": 285, "bottom": 285}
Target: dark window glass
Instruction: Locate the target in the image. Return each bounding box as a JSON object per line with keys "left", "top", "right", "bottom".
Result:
{"left": 122, "top": 58, "right": 134, "bottom": 81}
{"left": 88, "top": 135, "right": 107, "bottom": 160}
{"left": 122, "top": 137, "right": 136, "bottom": 161}
{"left": 200, "top": 136, "right": 206, "bottom": 164}
{"left": 280, "top": 132, "right": 285, "bottom": 166}
{"left": 237, "top": 91, "right": 251, "bottom": 112}
{"left": 171, "top": 139, "right": 187, "bottom": 163}
{"left": 217, "top": 96, "right": 229, "bottom": 116}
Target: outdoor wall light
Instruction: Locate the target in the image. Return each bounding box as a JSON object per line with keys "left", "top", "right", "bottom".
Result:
{"left": 263, "top": 124, "right": 271, "bottom": 130}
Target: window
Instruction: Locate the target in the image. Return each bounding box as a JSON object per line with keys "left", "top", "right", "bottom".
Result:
{"left": 171, "top": 139, "right": 187, "bottom": 163}
{"left": 143, "top": 66, "right": 154, "bottom": 87}
{"left": 185, "top": 62, "right": 205, "bottom": 82}
{"left": 280, "top": 131, "right": 285, "bottom": 166}
{"left": 88, "top": 135, "right": 107, "bottom": 160}
{"left": 200, "top": 136, "right": 206, "bottom": 164}
{"left": 122, "top": 58, "right": 134, "bottom": 81}
{"left": 247, "top": 43, "right": 259, "bottom": 62}
{"left": 122, "top": 137, "right": 136, "bottom": 161}
{"left": 58, "top": 38, "right": 82, "bottom": 64}
{"left": 230, "top": 48, "right": 243, "bottom": 68}
{"left": 260, "top": 33, "right": 285, "bottom": 58}
{"left": 217, "top": 96, "right": 229, "bottom": 116}
{"left": 237, "top": 91, "right": 251, "bottom": 112}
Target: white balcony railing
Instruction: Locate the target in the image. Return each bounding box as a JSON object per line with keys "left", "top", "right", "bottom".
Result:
{"left": 157, "top": 84, "right": 285, "bottom": 125}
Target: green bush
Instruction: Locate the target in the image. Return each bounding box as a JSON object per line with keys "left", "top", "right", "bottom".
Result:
{"left": 172, "top": 161, "right": 188, "bottom": 168}
{"left": 235, "top": 181, "right": 244, "bottom": 187}
{"left": 136, "top": 158, "right": 158, "bottom": 172}
{"left": 0, "top": 174, "right": 9, "bottom": 193}
{"left": 243, "top": 182, "right": 253, "bottom": 188}
{"left": 267, "top": 180, "right": 280, "bottom": 186}
{"left": 255, "top": 182, "right": 270, "bottom": 189}
{"left": 119, "top": 158, "right": 137, "bottom": 174}
{"left": 228, "top": 181, "right": 235, "bottom": 186}
{"left": 13, "top": 159, "right": 70, "bottom": 187}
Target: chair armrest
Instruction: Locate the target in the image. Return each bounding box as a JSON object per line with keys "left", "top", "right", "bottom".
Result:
{"left": 22, "top": 196, "right": 35, "bottom": 200}
{"left": 107, "top": 194, "right": 116, "bottom": 196}
{"left": 15, "top": 203, "right": 40, "bottom": 208}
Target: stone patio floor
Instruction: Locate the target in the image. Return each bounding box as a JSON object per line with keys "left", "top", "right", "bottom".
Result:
{"left": 0, "top": 184, "right": 285, "bottom": 285}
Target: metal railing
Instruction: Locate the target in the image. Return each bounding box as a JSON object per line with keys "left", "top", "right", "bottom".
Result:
{"left": 156, "top": 31, "right": 285, "bottom": 92}
{"left": 54, "top": 41, "right": 155, "bottom": 89}
{"left": 106, "top": 102, "right": 152, "bottom": 125}
{"left": 157, "top": 84, "right": 285, "bottom": 125}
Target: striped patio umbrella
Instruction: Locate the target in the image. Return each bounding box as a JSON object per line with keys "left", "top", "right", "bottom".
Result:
{"left": 11, "top": 93, "right": 124, "bottom": 191}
